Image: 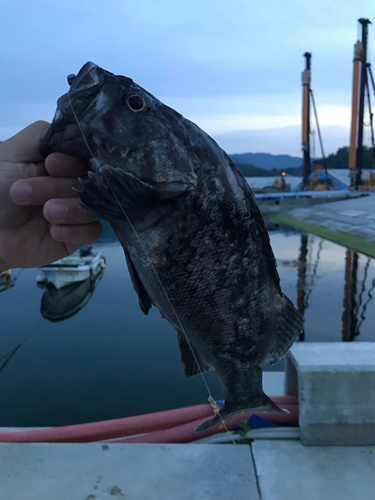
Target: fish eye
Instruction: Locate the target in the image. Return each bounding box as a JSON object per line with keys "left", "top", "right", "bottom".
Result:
{"left": 126, "top": 94, "right": 148, "bottom": 113}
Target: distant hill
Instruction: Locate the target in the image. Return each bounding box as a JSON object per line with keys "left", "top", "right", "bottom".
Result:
{"left": 230, "top": 152, "right": 303, "bottom": 170}
{"left": 234, "top": 162, "right": 302, "bottom": 177}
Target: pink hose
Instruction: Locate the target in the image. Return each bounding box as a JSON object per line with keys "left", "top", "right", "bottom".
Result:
{"left": 0, "top": 396, "right": 298, "bottom": 443}
{"left": 110, "top": 402, "right": 298, "bottom": 443}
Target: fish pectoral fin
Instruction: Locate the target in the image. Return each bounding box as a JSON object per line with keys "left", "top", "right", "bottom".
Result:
{"left": 124, "top": 250, "right": 152, "bottom": 315}
{"left": 177, "top": 331, "right": 210, "bottom": 378}
{"left": 265, "top": 293, "right": 304, "bottom": 365}
{"left": 157, "top": 182, "right": 195, "bottom": 200}
{"left": 78, "top": 167, "right": 160, "bottom": 220}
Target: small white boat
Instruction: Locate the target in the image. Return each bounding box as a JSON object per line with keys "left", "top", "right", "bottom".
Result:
{"left": 37, "top": 246, "right": 106, "bottom": 289}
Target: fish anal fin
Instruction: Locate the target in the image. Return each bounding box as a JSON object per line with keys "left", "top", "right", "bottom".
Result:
{"left": 177, "top": 331, "right": 210, "bottom": 378}
{"left": 78, "top": 167, "right": 160, "bottom": 220}
{"left": 265, "top": 293, "right": 304, "bottom": 365}
{"left": 124, "top": 249, "right": 152, "bottom": 315}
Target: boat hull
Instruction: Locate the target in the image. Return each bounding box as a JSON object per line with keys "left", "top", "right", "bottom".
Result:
{"left": 39, "top": 253, "right": 105, "bottom": 289}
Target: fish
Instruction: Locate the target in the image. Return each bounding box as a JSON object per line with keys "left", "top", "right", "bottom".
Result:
{"left": 41, "top": 61, "right": 303, "bottom": 431}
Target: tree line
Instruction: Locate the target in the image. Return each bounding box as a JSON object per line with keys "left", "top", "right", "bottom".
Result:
{"left": 235, "top": 163, "right": 302, "bottom": 177}
{"left": 235, "top": 146, "right": 375, "bottom": 177}
{"left": 316, "top": 146, "right": 375, "bottom": 169}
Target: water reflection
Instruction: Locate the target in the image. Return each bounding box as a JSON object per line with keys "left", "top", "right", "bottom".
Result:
{"left": 297, "top": 234, "right": 308, "bottom": 341}
{"left": 0, "top": 270, "right": 14, "bottom": 293}
{"left": 278, "top": 230, "right": 374, "bottom": 342}
{"left": 1, "top": 225, "right": 375, "bottom": 427}
{"left": 342, "top": 250, "right": 358, "bottom": 341}
{"left": 39, "top": 269, "right": 105, "bottom": 323}
{"left": 0, "top": 268, "right": 105, "bottom": 377}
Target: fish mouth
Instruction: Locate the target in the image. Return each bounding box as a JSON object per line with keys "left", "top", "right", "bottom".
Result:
{"left": 42, "top": 123, "right": 133, "bottom": 167}
{"left": 40, "top": 113, "right": 90, "bottom": 159}
{"left": 91, "top": 135, "right": 131, "bottom": 160}
{"left": 40, "top": 62, "right": 104, "bottom": 158}
{"left": 69, "top": 61, "right": 100, "bottom": 89}
{"left": 41, "top": 61, "right": 135, "bottom": 169}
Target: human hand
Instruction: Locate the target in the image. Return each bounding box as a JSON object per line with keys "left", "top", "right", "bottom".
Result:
{"left": 0, "top": 121, "right": 103, "bottom": 273}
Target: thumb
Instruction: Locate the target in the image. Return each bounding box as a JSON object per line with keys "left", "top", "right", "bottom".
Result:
{"left": 0, "top": 121, "right": 51, "bottom": 163}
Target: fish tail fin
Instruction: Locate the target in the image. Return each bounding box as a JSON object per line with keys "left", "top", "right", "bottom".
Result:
{"left": 265, "top": 293, "right": 303, "bottom": 365}
{"left": 194, "top": 393, "right": 287, "bottom": 432}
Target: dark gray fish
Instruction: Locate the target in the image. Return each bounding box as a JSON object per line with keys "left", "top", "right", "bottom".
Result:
{"left": 41, "top": 62, "right": 303, "bottom": 431}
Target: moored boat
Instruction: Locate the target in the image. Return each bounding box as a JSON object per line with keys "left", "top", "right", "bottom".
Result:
{"left": 37, "top": 246, "right": 105, "bottom": 289}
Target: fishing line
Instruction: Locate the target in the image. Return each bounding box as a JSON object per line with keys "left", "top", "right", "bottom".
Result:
{"left": 0, "top": 306, "right": 46, "bottom": 377}
{"left": 0, "top": 330, "right": 34, "bottom": 375}
{"left": 1, "top": 270, "right": 48, "bottom": 376}
{"left": 67, "top": 91, "right": 230, "bottom": 433}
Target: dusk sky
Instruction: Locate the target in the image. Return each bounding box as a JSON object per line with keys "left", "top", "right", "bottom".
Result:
{"left": 1, "top": 0, "right": 374, "bottom": 156}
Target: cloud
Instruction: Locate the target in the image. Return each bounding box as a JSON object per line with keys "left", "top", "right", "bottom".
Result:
{"left": 1, "top": 0, "right": 373, "bottom": 154}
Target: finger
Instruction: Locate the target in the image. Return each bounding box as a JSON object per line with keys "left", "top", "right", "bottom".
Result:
{"left": 45, "top": 153, "right": 89, "bottom": 178}
{"left": 9, "top": 176, "right": 83, "bottom": 205}
{"left": 43, "top": 198, "right": 101, "bottom": 225}
{"left": 50, "top": 221, "right": 103, "bottom": 245}
{"left": 0, "top": 121, "right": 50, "bottom": 164}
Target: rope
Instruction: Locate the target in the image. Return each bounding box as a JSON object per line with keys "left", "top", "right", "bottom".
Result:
{"left": 309, "top": 89, "right": 328, "bottom": 176}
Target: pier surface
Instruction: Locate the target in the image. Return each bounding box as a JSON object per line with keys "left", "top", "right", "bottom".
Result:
{"left": 1, "top": 440, "right": 375, "bottom": 500}
{"left": 2, "top": 371, "right": 375, "bottom": 500}
{"left": 271, "top": 192, "right": 375, "bottom": 257}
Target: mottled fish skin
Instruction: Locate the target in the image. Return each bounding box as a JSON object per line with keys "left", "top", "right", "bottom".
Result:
{"left": 41, "top": 62, "right": 303, "bottom": 431}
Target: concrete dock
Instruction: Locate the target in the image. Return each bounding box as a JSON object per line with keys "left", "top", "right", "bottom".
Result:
{"left": 287, "top": 192, "right": 375, "bottom": 240}
{"left": 271, "top": 192, "right": 375, "bottom": 257}
{"left": 2, "top": 367, "right": 375, "bottom": 500}
{"left": 2, "top": 440, "right": 375, "bottom": 500}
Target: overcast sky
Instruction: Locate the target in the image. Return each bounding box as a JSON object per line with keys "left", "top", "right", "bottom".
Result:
{"left": 1, "top": 0, "right": 374, "bottom": 156}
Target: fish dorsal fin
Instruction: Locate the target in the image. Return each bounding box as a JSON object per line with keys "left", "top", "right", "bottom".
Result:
{"left": 124, "top": 249, "right": 152, "bottom": 315}
{"left": 264, "top": 293, "right": 303, "bottom": 365}
{"left": 224, "top": 154, "right": 281, "bottom": 292}
{"left": 78, "top": 167, "right": 160, "bottom": 220}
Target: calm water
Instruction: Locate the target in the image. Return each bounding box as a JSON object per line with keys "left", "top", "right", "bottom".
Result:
{"left": 1, "top": 221, "right": 374, "bottom": 427}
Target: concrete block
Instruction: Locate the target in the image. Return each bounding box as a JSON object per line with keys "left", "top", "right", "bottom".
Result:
{"left": 252, "top": 440, "right": 375, "bottom": 500}
{"left": 285, "top": 342, "right": 375, "bottom": 445}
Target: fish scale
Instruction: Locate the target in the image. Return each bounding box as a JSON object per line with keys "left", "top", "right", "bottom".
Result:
{"left": 41, "top": 61, "right": 303, "bottom": 431}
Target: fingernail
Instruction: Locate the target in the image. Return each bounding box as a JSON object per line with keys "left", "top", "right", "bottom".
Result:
{"left": 51, "top": 202, "right": 68, "bottom": 221}
{"left": 57, "top": 226, "right": 69, "bottom": 238}
{"left": 11, "top": 182, "right": 32, "bottom": 202}
{"left": 49, "top": 156, "right": 67, "bottom": 175}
